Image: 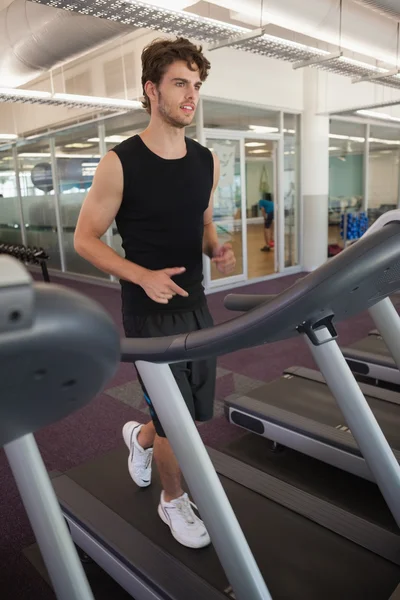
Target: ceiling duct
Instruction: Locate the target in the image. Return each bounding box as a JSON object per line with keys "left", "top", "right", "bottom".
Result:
{"left": 0, "top": 0, "right": 132, "bottom": 87}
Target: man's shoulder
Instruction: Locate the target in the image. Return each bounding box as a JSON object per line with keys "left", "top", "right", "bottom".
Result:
{"left": 186, "top": 136, "right": 213, "bottom": 157}
{"left": 112, "top": 134, "right": 139, "bottom": 155}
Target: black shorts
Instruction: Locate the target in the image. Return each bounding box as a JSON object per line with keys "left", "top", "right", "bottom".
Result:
{"left": 122, "top": 304, "right": 216, "bottom": 437}
{"left": 264, "top": 213, "right": 274, "bottom": 229}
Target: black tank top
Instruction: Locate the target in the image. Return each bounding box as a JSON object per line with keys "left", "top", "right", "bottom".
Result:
{"left": 112, "top": 134, "right": 214, "bottom": 315}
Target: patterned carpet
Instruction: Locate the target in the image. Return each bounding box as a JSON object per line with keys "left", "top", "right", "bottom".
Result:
{"left": 1, "top": 270, "right": 399, "bottom": 600}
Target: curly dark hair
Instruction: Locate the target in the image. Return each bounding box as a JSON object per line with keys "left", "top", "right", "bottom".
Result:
{"left": 141, "top": 37, "right": 211, "bottom": 114}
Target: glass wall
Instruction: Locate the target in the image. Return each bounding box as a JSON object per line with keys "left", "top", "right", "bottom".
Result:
{"left": 368, "top": 124, "right": 400, "bottom": 224}
{"left": 0, "top": 100, "right": 302, "bottom": 288}
{"left": 16, "top": 140, "right": 62, "bottom": 270}
{"left": 53, "top": 124, "right": 104, "bottom": 277}
{"left": 328, "top": 120, "right": 365, "bottom": 248}
{"left": 0, "top": 147, "right": 21, "bottom": 245}
{"left": 283, "top": 113, "right": 300, "bottom": 267}
{"left": 245, "top": 138, "right": 276, "bottom": 279}
{"left": 206, "top": 136, "right": 244, "bottom": 282}
{"left": 329, "top": 118, "right": 400, "bottom": 250}
{"left": 203, "top": 100, "right": 280, "bottom": 133}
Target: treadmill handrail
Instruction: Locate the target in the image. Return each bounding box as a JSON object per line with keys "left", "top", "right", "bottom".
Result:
{"left": 224, "top": 294, "right": 276, "bottom": 312}
{"left": 121, "top": 218, "right": 400, "bottom": 364}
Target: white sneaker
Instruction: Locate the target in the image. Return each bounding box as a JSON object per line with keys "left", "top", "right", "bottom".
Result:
{"left": 158, "top": 491, "right": 211, "bottom": 549}
{"left": 122, "top": 421, "right": 153, "bottom": 488}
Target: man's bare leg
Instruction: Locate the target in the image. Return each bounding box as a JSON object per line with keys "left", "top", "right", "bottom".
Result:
{"left": 136, "top": 419, "right": 210, "bottom": 548}
{"left": 138, "top": 422, "right": 183, "bottom": 501}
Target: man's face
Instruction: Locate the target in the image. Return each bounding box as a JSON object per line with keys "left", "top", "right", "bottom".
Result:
{"left": 151, "top": 60, "right": 202, "bottom": 128}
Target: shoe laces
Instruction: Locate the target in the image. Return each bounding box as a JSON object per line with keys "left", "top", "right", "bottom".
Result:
{"left": 175, "top": 495, "right": 197, "bottom": 525}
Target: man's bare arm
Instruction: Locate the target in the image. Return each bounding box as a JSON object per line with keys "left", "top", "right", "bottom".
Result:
{"left": 74, "top": 151, "right": 147, "bottom": 284}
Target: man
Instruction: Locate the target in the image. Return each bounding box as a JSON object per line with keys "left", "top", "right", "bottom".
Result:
{"left": 259, "top": 192, "right": 274, "bottom": 251}
{"left": 74, "top": 37, "right": 235, "bottom": 550}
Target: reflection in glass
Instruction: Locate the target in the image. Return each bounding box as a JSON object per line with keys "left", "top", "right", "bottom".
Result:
{"left": 17, "top": 141, "right": 62, "bottom": 269}
{"left": 245, "top": 138, "right": 275, "bottom": 279}
{"left": 328, "top": 120, "right": 365, "bottom": 248}
{"left": 0, "top": 148, "right": 21, "bottom": 245}
{"left": 207, "top": 138, "right": 243, "bottom": 281}
{"left": 54, "top": 125, "right": 106, "bottom": 277}
{"left": 283, "top": 114, "right": 299, "bottom": 267}
{"left": 368, "top": 124, "right": 400, "bottom": 225}
{"left": 204, "top": 100, "right": 280, "bottom": 133}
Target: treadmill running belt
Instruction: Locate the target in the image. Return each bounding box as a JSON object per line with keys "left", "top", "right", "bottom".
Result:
{"left": 247, "top": 375, "right": 400, "bottom": 449}
{"left": 59, "top": 445, "right": 400, "bottom": 600}
{"left": 222, "top": 432, "right": 397, "bottom": 532}
{"left": 350, "top": 336, "right": 392, "bottom": 358}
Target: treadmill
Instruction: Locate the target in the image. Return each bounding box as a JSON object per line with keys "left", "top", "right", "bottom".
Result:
{"left": 224, "top": 254, "right": 400, "bottom": 486}
{"left": 225, "top": 360, "right": 400, "bottom": 481}
{"left": 49, "top": 214, "right": 400, "bottom": 599}
{"left": 0, "top": 255, "right": 121, "bottom": 600}
{"left": 342, "top": 327, "right": 400, "bottom": 390}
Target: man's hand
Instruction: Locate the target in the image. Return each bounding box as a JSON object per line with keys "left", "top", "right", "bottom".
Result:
{"left": 211, "top": 243, "right": 236, "bottom": 274}
{"left": 138, "top": 267, "right": 189, "bottom": 304}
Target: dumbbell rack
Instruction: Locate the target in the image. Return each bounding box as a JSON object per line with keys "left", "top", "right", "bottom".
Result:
{"left": 0, "top": 242, "right": 50, "bottom": 282}
{"left": 340, "top": 211, "right": 369, "bottom": 248}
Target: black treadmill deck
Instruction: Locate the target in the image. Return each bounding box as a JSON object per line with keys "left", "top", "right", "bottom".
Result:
{"left": 350, "top": 335, "right": 393, "bottom": 360}
{"left": 228, "top": 366, "right": 400, "bottom": 454}
{"left": 53, "top": 443, "right": 400, "bottom": 600}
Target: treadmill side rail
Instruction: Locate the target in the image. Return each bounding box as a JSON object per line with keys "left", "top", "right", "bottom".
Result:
{"left": 305, "top": 327, "right": 400, "bottom": 529}
{"left": 369, "top": 298, "right": 400, "bottom": 375}
{"left": 53, "top": 474, "right": 229, "bottom": 600}
{"left": 5, "top": 434, "right": 95, "bottom": 600}
{"left": 136, "top": 361, "right": 272, "bottom": 600}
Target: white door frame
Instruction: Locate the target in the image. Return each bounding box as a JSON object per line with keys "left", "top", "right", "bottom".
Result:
{"left": 203, "top": 128, "right": 283, "bottom": 290}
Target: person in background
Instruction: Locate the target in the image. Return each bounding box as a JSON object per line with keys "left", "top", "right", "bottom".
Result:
{"left": 259, "top": 192, "right": 274, "bottom": 251}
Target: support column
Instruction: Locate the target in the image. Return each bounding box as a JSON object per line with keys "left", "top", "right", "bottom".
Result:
{"left": 363, "top": 123, "right": 370, "bottom": 212}
{"left": 302, "top": 68, "right": 329, "bottom": 271}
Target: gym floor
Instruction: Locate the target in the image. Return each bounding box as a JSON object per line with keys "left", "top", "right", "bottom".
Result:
{"left": 1, "top": 271, "right": 399, "bottom": 599}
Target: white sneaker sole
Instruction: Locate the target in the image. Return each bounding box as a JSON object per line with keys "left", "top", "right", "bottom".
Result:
{"left": 122, "top": 421, "right": 152, "bottom": 488}
{"left": 157, "top": 504, "right": 211, "bottom": 549}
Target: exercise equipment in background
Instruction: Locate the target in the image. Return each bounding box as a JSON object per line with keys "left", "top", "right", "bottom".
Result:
{"left": 0, "top": 242, "right": 50, "bottom": 282}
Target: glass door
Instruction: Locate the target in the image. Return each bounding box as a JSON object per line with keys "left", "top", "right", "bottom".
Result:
{"left": 244, "top": 138, "right": 278, "bottom": 279}
{"left": 204, "top": 135, "right": 246, "bottom": 287}
{"left": 202, "top": 125, "right": 296, "bottom": 290}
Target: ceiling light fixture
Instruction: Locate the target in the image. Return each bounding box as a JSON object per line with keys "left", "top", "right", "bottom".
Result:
{"left": 352, "top": 67, "right": 400, "bottom": 84}
{"left": 293, "top": 52, "right": 343, "bottom": 70}
{"left": 88, "top": 135, "right": 129, "bottom": 143}
{"left": 208, "top": 27, "right": 268, "bottom": 51}
{"left": 0, "top": 133, "right": 18, "bottom": 140}
{"left": 249, "top": 125, "right": 279, "bottom": 133}
{"left": 329, "top": 133, "right": 366, "bottom": 142}
{"left": 357, "top": 109, "right": 400, "bottom": 122}
{"left": 369, "top": 137, "right": 400, "bottom": 145}
{"left": 65, "top": 143, "right": 94, "bottom": 149}
{"left": 0, "top": 87, "right": 143, "bottom": 111}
